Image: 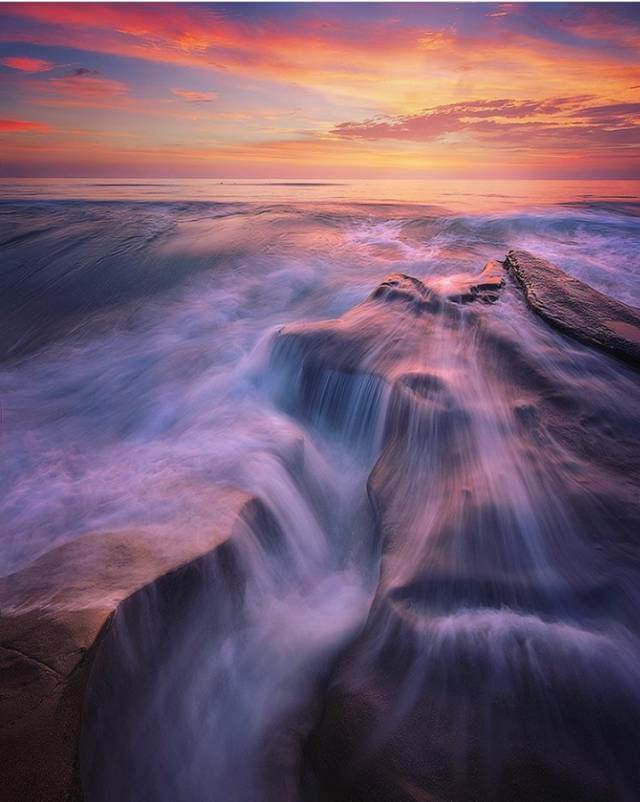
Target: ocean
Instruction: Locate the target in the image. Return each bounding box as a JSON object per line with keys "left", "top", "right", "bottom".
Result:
{"left": 2, "top": 178, "right": 640, "bottom": 800}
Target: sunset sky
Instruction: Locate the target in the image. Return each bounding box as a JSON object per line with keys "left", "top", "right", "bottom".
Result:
{"left": 1, "top": 2, "right": 639, "bottom": 178}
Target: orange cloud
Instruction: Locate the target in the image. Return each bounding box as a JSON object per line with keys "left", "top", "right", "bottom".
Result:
{"left": 0, "top": 118, "right": 51, "bottom": 132}
{"left": 329, "top": 94, "right": 640, "bottom": 178}
{"left": 1, "top": 55, "right": 53, "bottom": 72}
{"left": 0, "top": 4, "right": 638, "bottom": 177}
{"left": 2, "top": 1, "right": 638, "bottom": 119}
{"left": 171, "top": 88, "right": 218, "bottom": 103}
{"left": 333, "top": 95, "right": 639, "bottom": 143}
{"left": 0, "top": 3, "right": 463, "bottom": 109}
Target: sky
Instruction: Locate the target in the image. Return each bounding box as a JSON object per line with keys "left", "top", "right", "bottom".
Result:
{"left": 0, "top": 2, "right": 639, "bottom": 178}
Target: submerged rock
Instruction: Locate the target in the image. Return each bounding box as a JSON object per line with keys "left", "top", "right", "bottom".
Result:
{"left": 505, "top": 249, "right": 640, "bottom": 366}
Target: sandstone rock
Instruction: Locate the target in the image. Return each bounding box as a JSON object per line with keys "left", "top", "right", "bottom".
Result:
{"left": 0, "top": 489, "right": 252, "bottom": 802}
{"left": 427, "top": 259, "right": 505, "bottom": 304}
{"left": 5, "top": 255, "right": 640, "bottom": 802}
{"left": 297, "top": 265, "right": 640, "bottom": 802}
{"left": 505, "top": 250, "right": 640, "bottom": 366}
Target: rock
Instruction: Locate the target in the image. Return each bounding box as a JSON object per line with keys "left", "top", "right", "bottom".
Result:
{"left": 78, "top": 486, "right": 344, "bottom": 802}
{"left": 369, "top": 272, "right": 440, "bottom": 312}
{"left": 299, "top": 265, "right": 640, "bottom": 802}
{"left": 0, "top": 608, "right": 104, "bottom": 802}
{"left": 268, "top": 270, "right": 481, "bottom": 454}
{"left": 427, "top": 259, "right": 505, "bottom": 303}
{"left": 0, "top": 489, "right": 253, "bottom": 802}
{"left": 505, "top": 250, "right": 640, "bottom": 366}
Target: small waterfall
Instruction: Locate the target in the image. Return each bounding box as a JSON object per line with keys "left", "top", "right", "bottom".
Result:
{"left": 80, "top": 408, "right": 380, "bottom": 802}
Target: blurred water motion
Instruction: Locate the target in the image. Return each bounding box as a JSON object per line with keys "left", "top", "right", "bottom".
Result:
{"left": 1, "top": 179, "right": 639, "bottom": 801}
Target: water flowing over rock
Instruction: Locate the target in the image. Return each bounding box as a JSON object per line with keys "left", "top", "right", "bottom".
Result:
{"left": 2, "top": 247, "right": 640, "bottom": 802}
{"left": 274, "top": 260, "right": 640, "bottom": 801}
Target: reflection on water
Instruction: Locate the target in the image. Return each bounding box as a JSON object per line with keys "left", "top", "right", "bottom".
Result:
{"left": 1, "top": 180, "right": 639, "bottom": 801}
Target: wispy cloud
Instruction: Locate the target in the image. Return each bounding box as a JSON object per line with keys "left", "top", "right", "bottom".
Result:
{"left": 0, "top": 118, "right": 51, "bottom": 132}
{"left": 543, "top": 6, "right": 640, "bottom": 50}
{"left": 171, "top": 88, "right": 217, "bottom": 103}
{"left": 0, "top": 3, "right": 638, "bottom": 177}
{"left": 37, "top": 67, "right": 130, "bottom": 109}
{"left": 487, "top": 4, "right": 514, "bottom": 19}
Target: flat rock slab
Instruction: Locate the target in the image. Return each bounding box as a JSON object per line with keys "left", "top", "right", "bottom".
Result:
{"left": 505, "top": 250, "right": 640, "bottom": 366}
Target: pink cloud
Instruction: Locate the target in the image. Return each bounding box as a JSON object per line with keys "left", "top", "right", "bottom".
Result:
{"left": 487, "top": 4, "right": 514, "bottom": 19}
{"left": 332, "top": 98, "right": 590, "bottom": 141}
{"left": 331, "top": 95, "right": 640, "bottom": 158}
{"left": 1, "top": 55, "right": 54, "bottom": 72}
{"left": 547, "top": 7, "right": 640, "bottom": 49}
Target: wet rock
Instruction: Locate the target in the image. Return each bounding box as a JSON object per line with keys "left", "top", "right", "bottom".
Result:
{"left": 78, "top": 482, "right": 371, "bottom": 802}
{"left": 269, "top": 272, "right": 471, "bottom": 453}
{"left": 505, "top": 250, "right": 640, "bottom": 366}
{"left": 0, "top": 489, "right": 253, "bottom": 802}
{"left": 5, "top": 254, "right": 640, "bottom": 802}
{"left": 308, "top": 603, "right": 640, "bottom": 802}
{"left": 369, "top": 272, "right": 439, "bottom": 313}
{"left": 302, "top": 262, "right": 640, "bottom": 802}
{"left": 427, "top": 259, "right": 505, "bottom": 304}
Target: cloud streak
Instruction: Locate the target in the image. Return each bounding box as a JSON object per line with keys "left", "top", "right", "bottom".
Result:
{"left": 0, "top": 118, "right": 51, "bottom": 132}
{"left": 33, "top": 67, "right": 131, "bottom": 109}
{"left": 1, "top": 55, "right": 53, "bottom": 72}
{"left": 172, "top": 88, "right": 217, "bottom": 103}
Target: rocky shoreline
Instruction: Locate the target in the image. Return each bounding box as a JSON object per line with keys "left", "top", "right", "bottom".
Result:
{"left": 2, "top": 251, "right": 639, "bottom": 801}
